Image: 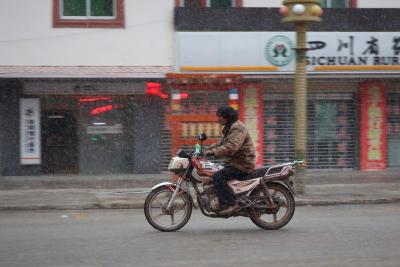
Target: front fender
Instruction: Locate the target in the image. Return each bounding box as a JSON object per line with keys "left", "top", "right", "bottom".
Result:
{"left": 151, "top": 182, "right": 176, "bottom": 192}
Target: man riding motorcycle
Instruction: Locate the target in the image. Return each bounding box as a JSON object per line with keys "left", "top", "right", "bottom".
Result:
{"left": 204, "top": 105, "right": 256, "bottom": 215}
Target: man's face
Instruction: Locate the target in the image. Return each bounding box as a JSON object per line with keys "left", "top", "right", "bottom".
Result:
{"left": 217, "top": 115, "right": 228, "bottom": 125}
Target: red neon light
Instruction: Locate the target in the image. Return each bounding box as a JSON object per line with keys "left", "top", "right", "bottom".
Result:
{"left": 146, "top": 82, "right": 168, "bottom": 99}
{"left": 79, "top": 97, "right": 112, "bottom": 102}
{"left": 180, "top": 93, "right": 189, "bottom": 99}
{"left": 90, "top": 105, "right": 113, "bottom": 115}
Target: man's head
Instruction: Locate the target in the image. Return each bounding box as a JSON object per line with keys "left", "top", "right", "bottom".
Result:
{"left": 216, "top": 105, "right": 238, "bottom": 126}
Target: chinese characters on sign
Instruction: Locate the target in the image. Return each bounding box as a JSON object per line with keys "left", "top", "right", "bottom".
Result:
{"left": 360, "top": 83, "right": 387, "bottom": 170}
{"left": 307, "top": 33, "right": 400, "bottom": 67}
{"left": 20, "top": 98, "right": 41, "bottom": 165}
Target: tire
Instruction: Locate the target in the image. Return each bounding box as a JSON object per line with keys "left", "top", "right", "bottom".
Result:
{"left": 144, "top": 185, "right": 192, "bottom": 232}
{"left": 249, "top": 182, "right": 295, "bottom": 230}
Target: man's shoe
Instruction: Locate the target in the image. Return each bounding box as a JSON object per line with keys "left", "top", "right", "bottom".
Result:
{"left": 218, "top": 203, "right": 240, "bottom": 216}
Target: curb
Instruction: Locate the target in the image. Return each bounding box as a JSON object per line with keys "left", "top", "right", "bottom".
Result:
{"left": 296, "top": 198, "right": 400, "bottom": 206}
{"left": 1, "top": 197, "right": 400, "bottom": 211}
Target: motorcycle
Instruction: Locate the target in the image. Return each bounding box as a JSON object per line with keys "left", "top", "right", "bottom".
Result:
{"left": 144, "top": 133, "right": 304, "bottom": 232}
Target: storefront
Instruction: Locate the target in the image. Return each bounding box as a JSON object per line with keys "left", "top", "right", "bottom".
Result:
{"left": 160, "top": 74, "right": 239, "bottom": 169}
{"left": 170, "top": 7, "right": 400, "bottom": 170}
{"left": 0, "top": 77, "right": 165, "bottom": 176}
{"left": 261, "top": 81, "right": 359, "bottom": 169}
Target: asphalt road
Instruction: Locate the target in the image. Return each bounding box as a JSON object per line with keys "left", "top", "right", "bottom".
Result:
{"left": 0, "top": 204, "right": 399, "bottom": 267}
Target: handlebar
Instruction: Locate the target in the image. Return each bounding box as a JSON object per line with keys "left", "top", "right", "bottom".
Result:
{"left": 293, "top": 160, "right": 306, "bottom": 168}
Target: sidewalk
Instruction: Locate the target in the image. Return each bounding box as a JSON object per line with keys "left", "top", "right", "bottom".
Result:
{"left": 0, "top": 170, "right": 400, "bottom": 210}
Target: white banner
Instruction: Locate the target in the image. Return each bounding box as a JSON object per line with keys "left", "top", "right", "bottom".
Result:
{"left": 20, "top": 98, "right": 41, "bottom": 165}
{"left": 177, "top": 32, "right": 400, "bottom": 72}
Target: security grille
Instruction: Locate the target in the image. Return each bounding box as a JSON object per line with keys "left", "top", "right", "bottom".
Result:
{"left": 263, "top": 98, "right": 295, "bottom": 165}
{"left": 263, "top": 93, "right": 358, "bottom": 169}
{"left": 388, "top": 92, "right": 400, "bottom": 167}
{"left": 307, "top": 96, "right": 358, "bottom": 169}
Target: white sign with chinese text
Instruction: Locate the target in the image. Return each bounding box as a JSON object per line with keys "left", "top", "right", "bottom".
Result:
{"left": 20, "top": 98, "right": 41, "bottom": 165}
{"left": 176, "top": 32, "right": 400, "bottom": 72}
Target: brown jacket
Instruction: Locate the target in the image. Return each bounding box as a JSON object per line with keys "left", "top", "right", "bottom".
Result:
{"left": 208, "top": 120, "right": 256, "bottom": 173}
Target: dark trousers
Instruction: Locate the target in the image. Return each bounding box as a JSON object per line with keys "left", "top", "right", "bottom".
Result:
{"left": 212, "top": 166, "right": 248, "bottom": 206}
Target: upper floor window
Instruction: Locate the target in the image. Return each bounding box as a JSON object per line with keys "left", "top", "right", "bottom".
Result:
{"left": 62, "top": 0, "right": 115, "bottom": 18}
{"left": 53, "top": 0, "right": 125, "bottom": 28}
{"left": 207, "top": 0, "right": 236, "bottom": 7}
{"left": 321, "top": 0, "right": 354, "bottom": 8}
{"left": 177, "top": 0, "right": 242, "bottom": 8}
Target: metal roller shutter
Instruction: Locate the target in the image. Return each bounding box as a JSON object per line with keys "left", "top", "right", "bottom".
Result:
{"left": 263, "top": 95, "right": 295, "bottom": 165}
{"left": 263, "top": 93, "right": 358, "bottom": 169}
{"left": 388, "top": 92, "right": 400, "bottom": 167}
{"left": 307, "top": 94, "right": 358, "bottom": 169}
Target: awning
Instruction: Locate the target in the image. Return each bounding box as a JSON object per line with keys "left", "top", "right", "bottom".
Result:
{"left": 0, "top": 65, "right": 173, "bottom": 79}
{"left": 166, "top": 73, "right": 243, "bottom": 90}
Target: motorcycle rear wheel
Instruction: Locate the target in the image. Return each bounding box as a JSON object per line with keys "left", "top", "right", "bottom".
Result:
{"left": 249, "top": 182, "right": 295, "bottom": 230}
{"left": 144, "top": 185, "right": 192, "bottom": 232}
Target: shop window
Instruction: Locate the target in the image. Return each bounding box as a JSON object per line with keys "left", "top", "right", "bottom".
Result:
{"left": 53, "top": 0, "right": 125, "bottom": 28}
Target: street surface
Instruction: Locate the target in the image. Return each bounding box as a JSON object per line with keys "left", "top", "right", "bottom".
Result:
{"left": 0, "top": 204, "right": 399, "bottom": 267}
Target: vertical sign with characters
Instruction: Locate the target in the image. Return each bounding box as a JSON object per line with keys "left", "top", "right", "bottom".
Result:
{"left": 20, "top": 98, "right": 41, "bottom": 165}
{"left": 360, "top": 83, "right": 387, "bottom": 170}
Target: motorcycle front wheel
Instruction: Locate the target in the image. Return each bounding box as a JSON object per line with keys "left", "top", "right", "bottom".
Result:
{"left": 249, "top": 182, "right": 295, "bottom": 230}
{"left": 144, "top": 185, "right": 192, "bottom": 232}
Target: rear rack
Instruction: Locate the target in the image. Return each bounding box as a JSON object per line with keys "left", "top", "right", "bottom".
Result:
{"left": 263, "top": 163, "right": 293, "bottom": 180}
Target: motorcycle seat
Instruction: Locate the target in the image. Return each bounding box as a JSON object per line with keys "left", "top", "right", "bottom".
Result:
{"left": 242, "top": 166, "right": 271, "bottom": 180}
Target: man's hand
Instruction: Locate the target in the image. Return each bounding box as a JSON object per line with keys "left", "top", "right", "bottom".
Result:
{"left": 204, "top": 150, "right": 215, "bottom": 157}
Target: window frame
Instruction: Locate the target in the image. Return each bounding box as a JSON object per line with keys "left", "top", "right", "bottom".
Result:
{"left": 53, "top": 0, "right": 125, "bottom": 28}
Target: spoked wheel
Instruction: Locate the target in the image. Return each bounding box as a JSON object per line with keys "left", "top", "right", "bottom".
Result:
{"left": 144, "top": 185, "right": 192, "bottom": 232}
{"left": 249, "top": 182, "right": 295, "bottom": 230}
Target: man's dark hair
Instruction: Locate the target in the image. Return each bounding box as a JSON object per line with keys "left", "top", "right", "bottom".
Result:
{"left": 217, "top": 105, "right": 238, "bottom": 124}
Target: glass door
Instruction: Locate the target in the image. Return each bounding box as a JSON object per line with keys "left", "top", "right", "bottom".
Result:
{"left": 78, "top": 96, "right": 131, "bottom": 174}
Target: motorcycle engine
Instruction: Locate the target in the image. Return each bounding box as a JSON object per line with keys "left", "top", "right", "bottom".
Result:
{"left": 199, "top": 185, "right": 220, "bottom": 212}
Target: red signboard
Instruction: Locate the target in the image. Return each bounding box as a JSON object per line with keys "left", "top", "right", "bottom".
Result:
{"left": 360, "top": 82, "right": 387, "bottom": 170}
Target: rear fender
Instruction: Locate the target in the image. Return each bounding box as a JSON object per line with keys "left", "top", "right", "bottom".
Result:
{"left": 282, "top": 179, "right": 298, "bottom": 197}
{"left": 263, "top": 171, "right": 298, "bottom": 197}
{"left": 250, "top": 180, "right": 298, "bottom": 197}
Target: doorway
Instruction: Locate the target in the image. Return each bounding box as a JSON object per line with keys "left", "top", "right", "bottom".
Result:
{"left": 41, "top": 110, "right": 79, "bottom": 173}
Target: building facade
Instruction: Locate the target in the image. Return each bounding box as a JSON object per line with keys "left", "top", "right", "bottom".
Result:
{"left": 0, "top": 0, "right": 175, "bottom": 175}
{"left": 1, "top": 1, "right": 400, "bottom": 176}
{"left": 169, "top": 5, "right": 400, "bottom": 170}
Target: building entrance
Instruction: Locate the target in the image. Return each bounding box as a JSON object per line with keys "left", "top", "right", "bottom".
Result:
{"left": 41, "top": 110, "right": 78, "bottom": 173}
{"left": 78, "top": 96, "right": 132, "bottom": 174}
{"left": 161, "top": 74, "right": 240, "bottom": 169}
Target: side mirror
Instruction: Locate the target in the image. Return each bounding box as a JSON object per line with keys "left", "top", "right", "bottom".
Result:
{"left": 197, "top": 133, "right": 207, "bottom": 141}
{"left": 177, "top": 149, "right": 190, "bottom": 159}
